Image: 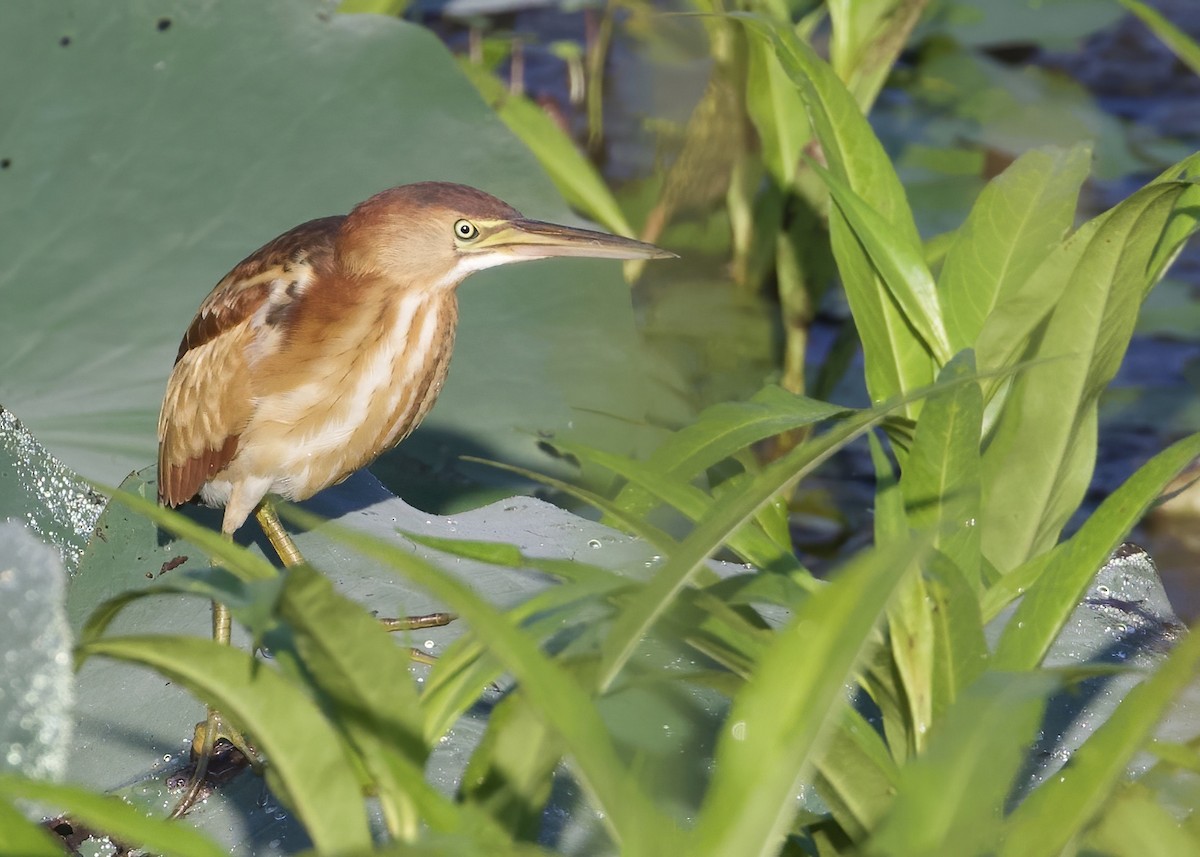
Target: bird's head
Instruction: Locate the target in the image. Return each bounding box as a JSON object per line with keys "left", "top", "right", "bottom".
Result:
{"left": 335, "top": 181, "right": 674, "bottom": 288}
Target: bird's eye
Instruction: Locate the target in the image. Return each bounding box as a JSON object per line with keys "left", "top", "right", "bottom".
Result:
{"left": 454, "top": 219, "right": 480, "bottom": 241}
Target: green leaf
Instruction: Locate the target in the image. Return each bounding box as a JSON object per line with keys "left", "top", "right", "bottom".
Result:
{"left": 993, "top": 431, "right": 1200, "bottom": 671}
{"left": 460, "top": 692, "right": 560, "bottom": 840}
{"left": 744, "top": 33, "right": 810, "bottom": 186}
{"left": 939, "top": 145, "right": 1091, "bottom": 352}
{"left": 614, "top": 386, "right": 848, "bottom": 516}
{"left": 78, "top": 566, "right": 282, "bottom": 658}
{"left": 1084, "top": 783, "right": 1200, "bottom": 856}
{"left": 76, "top": 636, "right": 373, "bottom": 852}
{"left": 924, "top": 551, "right": 988, "bottom": 716}
{"left": 100, "top": 486, "right": 278, "bottom": 583}
{"left": 827, "top": 0, "right": 928, "bottom": 111}
{"left": 0, "top": 795, "right": 64, "bottom": 857}
{"left": 868, "top": 672, "right": 1057, "bottom": 857}
{"left": 743, "top": 17, "right": 935, "bottom": 411}
{"left": 272, "top": 563, "right": 437, "bottom": 838}
{"left": 546, "top": 437, "right": 803, "bottom": 575}
{"left": 868, "top": 431, "right": 906, "bottom": 546}
{"left": 690, "top": 539, "right": 922, "bottom": 857}
{"left": 980, "top": 177, "right": 1200, "bottom": 570}
{"left": 813, "top": 708, "right": 902, "bottom": 841}
{"left": 0, "top": 777, "right": 226, "bottom": 857}
{"left": 900, "top": 351, "right": 982, "bottom": 590}
{"left": 1001, "top": 612, "right": 1200, "bottom": 856}
{"left": 338, "top": 0, "right": 409, "bottom": 14}
{"left": 886, "top": 568, "right": 934, "bottom": 755}
{"left": 811, "top": 161, "right": 952, "bottom": 365}
{"left": 889, "top": 353, "right": 985, "bottom": 740}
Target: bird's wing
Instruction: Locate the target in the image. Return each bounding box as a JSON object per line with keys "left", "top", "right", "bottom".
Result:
{"left": 157, "top": 216, "right": 343, "bottom": 506}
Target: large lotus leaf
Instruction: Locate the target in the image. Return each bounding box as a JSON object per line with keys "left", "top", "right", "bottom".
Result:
{"left": 0, "top": 0, "right": 655, "bottom": 511}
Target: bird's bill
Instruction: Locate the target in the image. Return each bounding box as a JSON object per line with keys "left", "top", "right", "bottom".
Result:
{"left": 480, "top": 219, "right": 676, "bottom": 261}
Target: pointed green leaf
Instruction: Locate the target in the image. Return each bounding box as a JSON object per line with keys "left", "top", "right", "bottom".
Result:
{"left": 870, "top": 672, "right": 1057, "bottom": 857}
{"left": 691, "top": 539, "right": 921, "bottom": 857}
{"left": 812, "top": 160, "right": 952, "bottom": 364}
{"left": 994, "top": 431, "right": 1200, "bottom": 670}
{"left": 745, "top": 18, "right": 934, "bottom": 409}
{"left": 940, "top": 146, "right": 1091, "bottom": 351}
{"left": 980, "top": 178, "right": 1200, "bottom": 570}
{"left": 77, "top": 636, "right": 372, "bottom": 852}
{"left": 1001, "top": 611, "right": 1200, "bottom": 856}
{"left": 900, "top": 351, "right": 982, "bottom": 590}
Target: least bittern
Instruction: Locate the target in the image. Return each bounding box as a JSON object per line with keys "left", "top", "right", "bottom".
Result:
{"left": 157, "top": 181, "right": 674, "bottom": 815}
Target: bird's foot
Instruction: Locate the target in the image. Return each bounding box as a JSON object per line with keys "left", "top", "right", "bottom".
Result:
{"left": 167, "top": 711, "right": 261, "bottom": 818}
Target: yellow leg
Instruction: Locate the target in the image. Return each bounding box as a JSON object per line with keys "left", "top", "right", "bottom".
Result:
{"left": 256, "top": 502, "right": 303, "bottom": 567}
{"left": 168, "top": 555, "right": 259, "bottom": 817}
{"left": 169, "top": 499, "right": 457, "bottom": 817}
{"left": 256, "top": 499, "right": 457, "bottom": 633}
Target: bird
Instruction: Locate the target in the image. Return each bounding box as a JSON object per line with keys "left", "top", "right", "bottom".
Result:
{"left": 156, "top": 181, "right": 674, "bottom": 816}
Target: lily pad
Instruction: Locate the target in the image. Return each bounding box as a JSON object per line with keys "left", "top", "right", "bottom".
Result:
{"left": 0, "top": 0, "right": 656, "bottom": 511}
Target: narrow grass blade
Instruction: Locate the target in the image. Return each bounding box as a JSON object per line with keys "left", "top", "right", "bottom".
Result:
{"left": 78, "top": 568, "right": 281, "bottom": 655}
{"left": 994, "top": 431, "right": 1200, "bottom": 670}
{"left": 77, "top": 636, "right": 372, "bottom": 852}
{"left": 458, "top": 456, "right": 682, "bottom": 557}
{"left": 691, "top": 539, "right": 922, "bottom": 857}
{"left": 623, "top": 386, "right": 846, "bottom": 494}
{"left": 0, "top": 777, "right": 226, "bottom": 857}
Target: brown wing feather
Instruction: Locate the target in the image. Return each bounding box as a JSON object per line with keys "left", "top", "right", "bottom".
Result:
{"left": 157, "top": 216, "right": 344, "bottom": 506}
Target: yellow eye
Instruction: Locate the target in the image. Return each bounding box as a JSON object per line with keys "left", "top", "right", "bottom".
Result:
{"left": 454, "top": 219, "right": 480, "bottom": 240}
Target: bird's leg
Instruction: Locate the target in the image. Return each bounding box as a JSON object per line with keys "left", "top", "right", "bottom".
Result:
{"left": 169, "top": 557, "right": 260, "bottom": 818}
{"left": 255, "top": 502, "right": 304, "bottom": 568}
{"left": 254, "top": 500, "right": 456, "bottom": 634}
